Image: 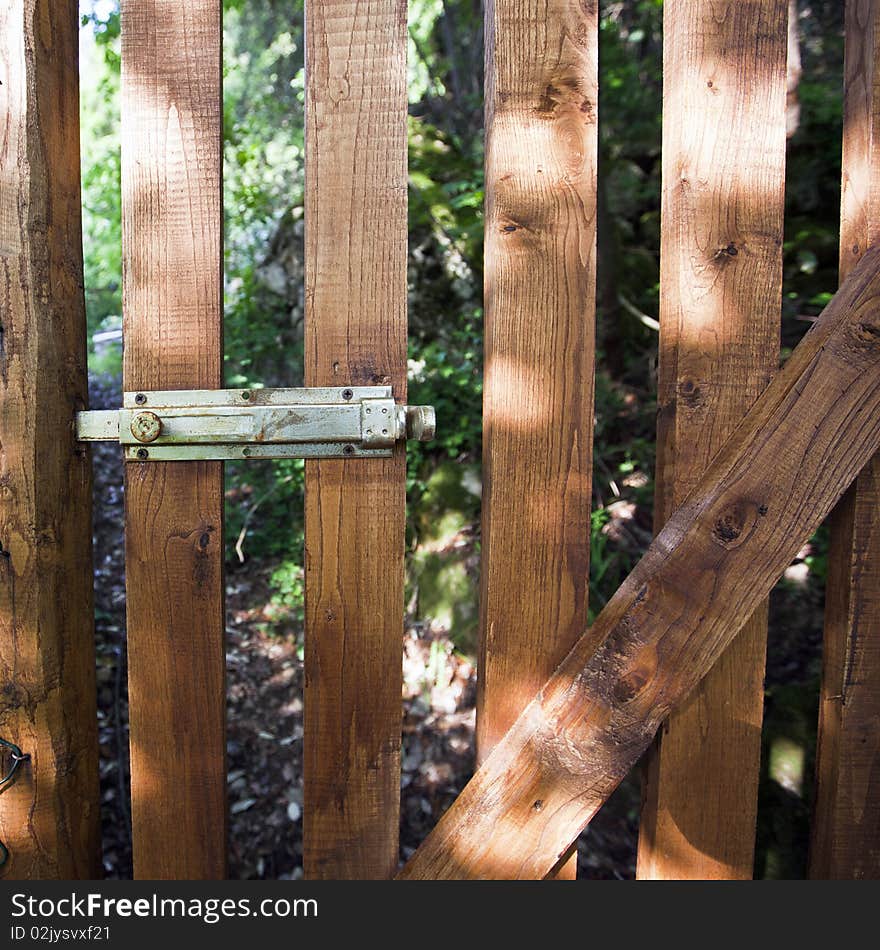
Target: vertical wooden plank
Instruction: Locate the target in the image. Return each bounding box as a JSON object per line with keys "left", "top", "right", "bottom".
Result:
{"left": 121, "top": 0, "right": 226, "bottom": 879}
{"left": 0, "top": 0, "right": 100, "bottom": 879}
{"left": 638, "top": 0, "right": 787, "bottom": 879}
{"left": 810, "top": 0, "right": 880, "bottom": 880}
{"left": 476, "top": 0, "right": 597, "bottom": 879}
{"left": 303, "top": 0, "right": 408, "bottom": 878}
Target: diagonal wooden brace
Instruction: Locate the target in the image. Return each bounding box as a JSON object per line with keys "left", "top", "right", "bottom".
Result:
{"left": 400, "top": 247, "right": 880, "bottom": 880}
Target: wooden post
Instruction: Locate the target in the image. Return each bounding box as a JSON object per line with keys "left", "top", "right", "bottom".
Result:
{"left": 400, "top": 249, "right": 880, "bottom": 879}
{"left": 637, "top": 0, "right": 787, "bottom": 879}
{"left": 303, "top": 0, "right": 408, "bottom": 878}
{"left": 121, "top": 0, "right": 226, "bottom": 879}
{"left": 810, "top": 0, "right": 880, "bottom": 880}
{"left": 0, "top": 0, "right": 100, "bottom": 879}
{"left": 477, "top": 0, "right": 597, "bottom": 880}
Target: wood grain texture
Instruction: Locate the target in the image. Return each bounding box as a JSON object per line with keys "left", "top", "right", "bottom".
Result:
{"left": 121, "top": 0, "right": 226, "bottom": 879}
{"left": 478, "top": 0, "right": 597, "bottom": 880}
{"left": 809, "top": 0, "right": 880, "bottom": 880}
{"left": 0, "top": 0, "right": 100, "bottom": 880}
{"left": 400, "top": 248, "right": 880, "bottom": 879}
{"left": 303, "top": 0, "right": 407, "bottom": 879}
{"left": 637, "top": 0, "right": 787, "bottom": 879}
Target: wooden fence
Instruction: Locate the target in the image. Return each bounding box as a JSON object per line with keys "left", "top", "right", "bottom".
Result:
{"left": 0, "top": 0, "right": 877, "bottom": 880}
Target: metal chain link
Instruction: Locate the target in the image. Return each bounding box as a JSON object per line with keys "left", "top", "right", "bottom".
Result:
{"left": 0, "top": 737, "right": 31, "bottom": 868}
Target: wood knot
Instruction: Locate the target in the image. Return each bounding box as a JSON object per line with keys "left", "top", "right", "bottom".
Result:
{"left": 855, "top": 319, "right": 880, "bottom": 345}
{"left": 572, "top": 21, "right": 592, "bottom": 49}
{"left": 611, "top": 644, "right": 658, "bottom": 706}
{"left": 711, "top": 501, "right": 759, "bottom": 549}
{"left": 613, "top": 668, "right": 651, "bottom": 705}
{"left": 533, "top": 75, "right": 592, "bottom": 121}
{"left": 196, "top": 524, "right": 215, "bottom": 551}
{"left": 712, "top": 243, "right": 740, "bottom": 264}
{"left": 678, "top": 378, "right": 703, "bottom": 409}
{"left": 535, "top": 83, "right": 562, "bottom": 118}
{"left": 328, "top": 75, "right": 350, "bottom": 104}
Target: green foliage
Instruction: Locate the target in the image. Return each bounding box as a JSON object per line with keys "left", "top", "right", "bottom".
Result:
{"left": 802, "top": 524, "right": 830, "bottom": 583}
{"left": 596, "top": 2, "right": 663, "bottom": 375}
{"left": 782, "top": 7, "right": 845, "bottom": 348}
{"left": 80, "top": 5, "right": 122, "bottom": 359}
{"left": 267, "top": 561, "right": 305, "bottom": 627}
{"left": 754, "top": 681, "right": 819, "bottom": 879}
{"left": 408, "top": 460, "right": 481, "bottom": 649}
{"left": 405, "top": 108, "right": 485, "bottom": 506}
{"left": 408, "top": 0, "right": 446, "bottom": 104}
{"left": 222, "top": 3, "right": 306, "bottom": 392}
{"left": 225, "top": 458, "right": 303, "bottom": 563}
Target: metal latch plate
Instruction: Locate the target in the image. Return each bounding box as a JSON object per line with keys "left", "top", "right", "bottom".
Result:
{"left": 76, "top": 386, "right": 434, "bottom": 461}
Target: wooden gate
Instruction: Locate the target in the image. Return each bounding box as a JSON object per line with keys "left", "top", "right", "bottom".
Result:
{"left": 0, "top": 0, "right": 878, "bottom": 881}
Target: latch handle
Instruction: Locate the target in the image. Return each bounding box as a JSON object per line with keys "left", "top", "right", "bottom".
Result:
{"left": 405, "top": 405, "right": 436, "bottom": 443}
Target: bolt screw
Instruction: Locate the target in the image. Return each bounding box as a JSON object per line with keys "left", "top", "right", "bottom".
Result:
{"left": 342, "top": 389, "right": 353, "bottom": 401}
{"left": 241, "top": 390, "right": 251, "bottom": 400}
{"left": 130, "top": 411, "right": 162, "bottom": 443}
{"left": 134, "top": 393, "right": 147, "bottom": 405}
{"left": 343, "top": 444, "right": 355, "bottom": 456}
{"left": 136, "top": 448, "right": 149, "bottom": 460}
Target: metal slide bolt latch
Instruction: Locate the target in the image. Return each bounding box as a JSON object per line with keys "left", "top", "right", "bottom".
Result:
{"left": 76, "top": 387, "right": 436, "bottom": 461}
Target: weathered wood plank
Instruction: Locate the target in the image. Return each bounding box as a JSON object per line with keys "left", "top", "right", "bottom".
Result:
{"left": 809, "top": 0, "right": 880, "bottom": 880}
{"left": 121, "top": 0, "right": 226, "bottom": 879}
{"left": 303, "top": 0, "right": 408, "bottom": 879}
{"left": 638, "top": 0, "right": 787, "bottom": 879}
{"left": 400, "top": 248, "right": 880, "bottom": 879}
{"left": 0, "top": 0, "right": 100, "bottom": 880}
{"left": 477, "top": 0, "right": 597, "bottom": 880}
